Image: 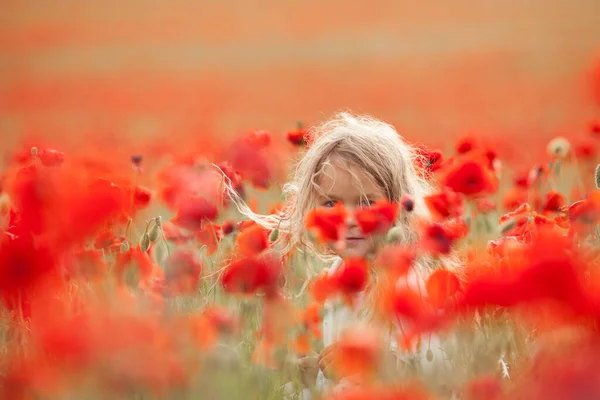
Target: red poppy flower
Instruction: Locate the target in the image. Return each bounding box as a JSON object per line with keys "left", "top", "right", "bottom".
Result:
{"left": 94, "top": 230, "right": 117, "bottom": 250}
{"left": 543, "top": 191, "right": 566, "bottom": 214}
{"left": 236, "top": 223, "right": 269, "bottom": 256}
{"left": 171, "top": 196, "right": 218, "bottom": 231}
{"left": 426, "top": 269, "right": 461, "bottom": 308}
{"left": 286, "top": 127, "right": 306, "bottom": 146}
{"left": 575, "top": 141, "right": 597, "bottom": 160}
{"left": 8, "top": 167, "right": 126, "bottom": 250}
{"left": 514, "top": 171, "right": 530, "bottom": 188}
{"left": 487, "top": 236, "right": 525, "bottom": 259}
{"left": 591, "top": 120, "right": 600, "bottom": 136}
{"left": 331, "top": 257, "right": 369, "bottom": 295}
{"left": 221, "top": 254, "right": 281, "bottom": 296}
{"left": 391, "top": 286, "right": 426, "bottom": 321}
{"left": 445, "top": 217, "right": 470, "bottom": 240}
{"left": 216, "top": 161, "right": 245, "bottom": 200}
{"left": 310, "top": 270, "right": 336, "bottom": 304}
{"left": 375, "top": 245, "right": 416, "bottom": 279}
{"left": 501, "top": 187, "right": 528, "bottom": 211}
{"left": 456, "top": 135, "right": 477, "bottom": 154}
{"left": 567, "top": 194, "right": 600, "bottom": 237}
{"left": 305, "top": 203, "right": 347, "bottom": 242}
{"left": 158, "top": 164, "right": 225, "bottom": 211}
{"left": 237, "top": 219, "right": 258, "bottom": 232}
{"left": 164, "top": 249, "right": 203, "bottom": 296}
{"left": 38, "top": 148, "right": 64, "bottom": 167}
{"left": 221, "top": 220, "right": 235, "bottom": 235}
{"left": 465, "top": 375, "right": 503, "bottom": 400}
{"left": 300, "top": 303, "right": 322, "bottom": 339}
{"left": 245, "top": 129, "right": 271, "bottom": 148}
{"left": 114, "top": 247, "right": 154, "bottom": 287}
{"left": 554, "top": 213, "right": 570, "bottom": 229}
{"left": 203, "top": 305, "right": 239, "bottom": 335}
{"left": 162, "top": 221, "right": 192, "bottom": 245}
{"left": 469, "top": 233, "right": 590, "bottom": 314}
{"left": 484, "top": 150, "right": 499, "bottom": 170}
{"left": 133, "top": 186, "right": 152, "bottom": 208}
{"left": 229, "top": 131, "right": 273, "bottom": 189}
{"left": 414, "top": 145, "right": 444, "bottom": 176}
{"left": 332, "top": 326, "right": 382, "bottom": 380}
{"left": 355, "top": 199, "right": 399, "bottom": 235}
{"left": 527, "top": 163, "right": 551, "bottom": 187}
{"left": 420, "top": 222, "right": 457, "bottom": 255}
{"left": 499, "top": 203, "right": 531, "bottom": 224}
{"left": 425, "top": 189, "right": 464, "bottom": 221}
{"left": 0, "top": 233, "right": 57, "bottom": 297}
{"left": 533, "top": 212, "right": 556, "bottom": 231}
{"left": 440, "top": 157, "right": 497, "bottom": 197}
{"left": 194, "top": 222, "right": 222, "bottom": 255}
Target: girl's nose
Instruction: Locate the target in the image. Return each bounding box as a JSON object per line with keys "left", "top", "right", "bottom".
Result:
{"left": 345, "top": 206, "right": 357, "bottom": 228}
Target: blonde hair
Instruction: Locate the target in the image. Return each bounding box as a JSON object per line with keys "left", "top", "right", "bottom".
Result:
{"left": 224, "top": 112, "right": 436, "bottom": 259}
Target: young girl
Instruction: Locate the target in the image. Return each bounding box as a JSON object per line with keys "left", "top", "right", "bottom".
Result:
{"left": 226, "top": 112, "right": 455, "bottom": 395}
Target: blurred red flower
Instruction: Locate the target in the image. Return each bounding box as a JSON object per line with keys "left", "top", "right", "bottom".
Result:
{"left": 305, "top": 203, "right": 347, "bottom": 242}
{"left": 355, "top": 199, "right": 399, "bottom": 235}
{"left": 236, "top": 223, "right": 269, "bottom": 256}
{"left": 439, "top": 155, "right": 497, "bottom": 197}
{"left": 171, "top": 196, "right": 218, "bottom": 231}
{"left": 195, "top": 222, "right": 222, "bottom": 255}
{"left": 221, "top": 254, "right": 281, "bottom": 296}
{"left": 164, "top": 249, "right": 203, "bottom": 296}
{"left": 426, "top": 269, "right": 461, "bottom": 308}
{"left": 114, "top": 247, "right": 154, "bottom": 287}
{"left": 425, "top": 189, "right": 464, "bottom": 221}
{"left": 420, "top": 222, "right": 458, "bottom": 255}
{"left": 543, "top": 191, "right": 566, "bottom": 214}
{"left": 414, "top": 145, "right": 443, "bottom": 177}
{"left": 331, "top": 257, "right": 369, "bottom": 295}
{"left": 38, "top": 148, "right": 64, "bottom": 167}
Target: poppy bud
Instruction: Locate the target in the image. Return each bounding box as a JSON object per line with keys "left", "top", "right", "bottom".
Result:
{"left": 269, "top": 228, "right": 279, "bottom": 242}
{"left": 148, "top": 224, "right": 161, "bottom": 243}
{"left": 131, "top": 154, "right": 143, "bottom": 167}
{"left": 140, "top": 233, "right": 150, "bottom": 252}
{"left": 596, "top": 164, "right": 600, "bottom": 189}
{"left": 426, "top": 349, "right": 433, "bottom": 362}
{"left": 386, "top": 226, "right": 403, "bottom": 243}
{"left": 222, "top": 221, "right": 235, "bottom": 235}
{"left": 546, "top": 137, "right": 571, "bottom": 160}
{"left": 400, "top": 194, "right": 414, "bottom": 212}
{"left": 30, "top": 147, "right": 38, "bottom": 157}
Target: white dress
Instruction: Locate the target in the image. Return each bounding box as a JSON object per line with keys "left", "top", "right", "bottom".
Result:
{"left": 285, "top": 257, "right": 447, "bottom": 398}
{"left": 316, "top": 257, "right": 447, "bottom": 394}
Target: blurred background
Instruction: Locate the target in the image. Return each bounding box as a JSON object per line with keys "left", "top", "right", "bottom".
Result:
{"left": 1, "top": 0, "right": 599, "bottom": 164}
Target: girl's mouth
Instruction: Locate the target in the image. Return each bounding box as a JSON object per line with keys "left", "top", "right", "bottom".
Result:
{"left": 345, "top": 237, "right": 365, "bottom": 242}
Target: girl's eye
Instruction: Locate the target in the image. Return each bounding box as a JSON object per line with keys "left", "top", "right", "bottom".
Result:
{"left": 359, "top": 199, "right": 375, "bottom": 207}
{"left": 323, "top": 200, "right": 338, "bottom": 208}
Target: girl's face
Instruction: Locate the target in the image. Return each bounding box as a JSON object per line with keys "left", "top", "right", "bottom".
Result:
{"left": 315, "top": 159, "right": 387, "bottom": 258}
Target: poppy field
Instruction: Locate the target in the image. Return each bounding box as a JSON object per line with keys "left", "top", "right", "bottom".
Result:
{"left": 3, "top": 2, "right": 600, "bottom": 399}
{"left": 2, "top": 87, "right": 600, "bottom": 399}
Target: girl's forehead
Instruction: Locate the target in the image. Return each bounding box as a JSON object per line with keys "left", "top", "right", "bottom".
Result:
{"left": 316, "top": 160, "right": 383, "bottom": 198}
